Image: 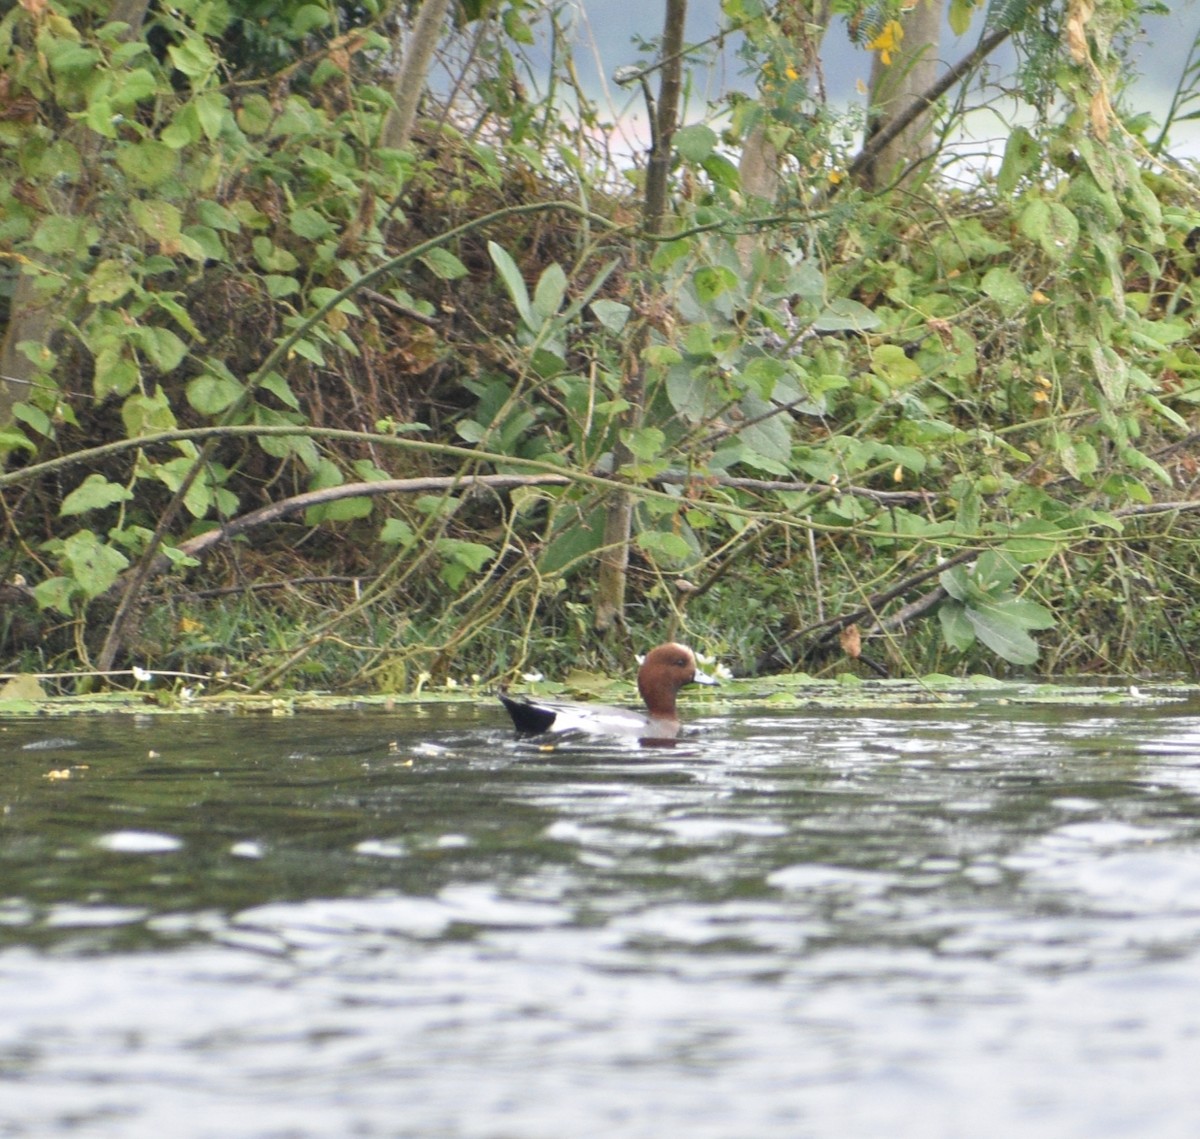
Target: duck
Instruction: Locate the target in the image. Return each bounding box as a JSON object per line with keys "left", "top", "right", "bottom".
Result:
{"left": 498, "top": 642, "right": 717, "bottom": 740}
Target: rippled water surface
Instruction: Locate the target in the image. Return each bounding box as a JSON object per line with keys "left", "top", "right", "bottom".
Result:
{"left": 4, "top": 690, "right": 1200, "bottom": 1138}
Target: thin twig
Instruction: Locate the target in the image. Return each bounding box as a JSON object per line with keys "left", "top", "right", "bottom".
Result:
{"left": 361, "top": 288, "right": 440, "bottom": 326}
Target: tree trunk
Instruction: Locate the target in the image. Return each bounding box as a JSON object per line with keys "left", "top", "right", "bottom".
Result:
{"left": 379, "top": 0, "right": 454, "bottom": 151}
{"left": 735, "top": 1, "right": 829, "bottom": 267}
{"left": 593, "top": 0, "right": 687, "bottom": 634}
{"left": 0, "top": 278, "right": 54, "bottom": 429}
{"left": 862, "top": 0, "right": 945, "bottom": 189}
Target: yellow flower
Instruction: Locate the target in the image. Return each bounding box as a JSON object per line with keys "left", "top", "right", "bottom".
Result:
{"left": 784, "top": 65, "right": 799, "bottom": 81}
{"left": 868, "top": 19, "right": 904, "bottom": 66}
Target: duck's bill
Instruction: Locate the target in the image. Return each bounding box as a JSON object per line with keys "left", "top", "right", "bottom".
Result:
{"left": 690, "top": 669, "right": 719, "bottom": 686}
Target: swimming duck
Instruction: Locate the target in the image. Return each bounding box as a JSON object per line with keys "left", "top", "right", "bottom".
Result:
{"left": 499, "top": 642, "right": 717, "bottom": 740}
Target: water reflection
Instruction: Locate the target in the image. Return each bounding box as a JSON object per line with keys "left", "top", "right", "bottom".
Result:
{"left": 2, "top": 695, "right": 1200, "bottom": 1137}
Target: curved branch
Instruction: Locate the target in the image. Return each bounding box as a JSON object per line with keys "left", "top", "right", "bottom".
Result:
{"left": 176, "top": 474, "right": 571, "bottom": 561}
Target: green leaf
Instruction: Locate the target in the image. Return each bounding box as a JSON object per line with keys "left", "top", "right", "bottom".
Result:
{"left": 109, "top": 67, "right": 160, "bottom": 110}
{"left": 167, "top": 36, "right": 217, "bottom": 80}
{"left": 187, "top": 373, "right": 244, "bottom": 415}
{"left": 237, "top": 94, "right": 274, "bottom": 136}
{"left": 162, "top": 103, "right": 201, "bottom": 148}
{"left": 438, "top": 539, "right": 495, "bottom": 572}
{"left": 1002, "top": 519, "right": 1065, "bottom": 563}
{"left": 1143, "top": 392, "right": 1188, "bottom": 430}
{"left": 956, "top": 482, "right": 981, "bottom": 534}
{"left": 488, "top": 241, "right": 533, "bottom": 328}
{"left": 963, "top": 599, "right": 1045, "bottom": 665}
{"left": 436, "top": 538, "right": 495, "bottom": 587}
{"left": 693, "top": 266, "right": 738, "bottom": 303}
{"left": 637, "top": 529, "right": 694, "bottom": 563}
{"left": 289, "top": 206, "right": 336, "bottom": 240}
{"left": 981, "top": 266, "right": 1027, "bottom": 315}
{"left": 701, "top": 153, "right": 741, "bottom": 191}
{"left": 131, "top": 198, "right": 183, "bottom": 244}
{"left": 812, "top": 298, "right": 880, "bottom": 332}
{"left": 290, "top": 338, "right": 326, "bottom": 365}
{"left": 380, "top": 518, "right": 417, "bottom": 547}
{"left": 182, "top": 225, "right": 227, "bottom": 262}
{"left": 591, "top": 299, "right": 630, "bottom": 334}
{"left": 33, "top": 576, "right": 79, "bottom": 617}
{"left": 49, "top": 43, "right": 101, "bottom": 79}
{"left": 740, "top": 356, "right": 787, "bottom": 399}
{"left": 870, "top": 344, "right": 921, "bottom": 387}
{"left": 292, "top": 4, "right": 330, "bottom": 35}
{"left": 973, "top": 549, "right": 1021, "bottom": 593}
{"left": 539, "top": 508, "right": 604, "bottom": 575}
{"left": 352, "top": 459, "right": 389, "bottom": 482}
{"left": 256, "top": 428, "right": 319, "bottom": 469}
{"left": 675, "top": 123, "right": 717, "bottom": 162}
{"left": 122, "top": 389, "right": 176, "bottom": 435}
{"left": 116, "top": 139, "right": 179, "bottom": 186}
{"left": 86, "top": 95, "right": 118, "bottom": 138}
{"left": 309, "top": 289, "right": 361, "bottom": 314}
{"left": 61, "top": 474, "right": 132, "bottom": 517}
{"left": 420, "top": 247, "right": 468, "bottom": 280}
{"left": 737, "top": 394, "right": 792, "bottom": 466}
{"left": 999, "top": 596, "right": 1056, "bottom": 631}
{"left": 12, "top": 402, "right": 51, "bottom": 438}
{"left": 33, "top": 216, "right": 92, "bottom": 255}
{"left": 137, "top": 326, "right": 188, "bottom": 372}
{"left": 620, "top": 426, "right": 665, "bottom": 461}
{"left": 61, "top": 530, "right": 129, "bottom": 599}
{"left": 93, "top": 349, "right": 139, "bottom": 398}
{"left": 938, "top": 598, "right": 977, "bottom": 651}
{"left": 265, "top": 274, "right": 300, "bottom": 299}
{"left": 1018, "top": 197, "right": 1079, "bottom": 259}
{"left": 0, "top": 427, "right": 37, "bottom": 457}
{"left": 259, "top": 372, "right": 300, "bottom": 410}
{"left": 948, "top": 0, "right": 982, "bottom": 36}
{"left": 996, "top": 126, "right": 1039, "bottom": 197}
{"left": 939, "top": 565, "right": 970, "bottom": 602}
{"left": 196, "top": 200, "right": 241, "bottom": 232}
{"left": 533, "top": 262, "right": 567, "bottom": 322}
{"left": 1056, "top": 435, "right": 1098, "bottom": 480}
{"left": 252, "top": 237, "right": 299, "bottom": 272}
{"left": 666, "top": 364, "right": 710, "bottom": 423}
{"left": 87, "top": 260, "right": 137, "bottom": 304}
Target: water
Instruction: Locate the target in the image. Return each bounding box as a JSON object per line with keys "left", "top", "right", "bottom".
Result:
{"left": 3, "top": 691, "right": 1200, "bottom": 1138}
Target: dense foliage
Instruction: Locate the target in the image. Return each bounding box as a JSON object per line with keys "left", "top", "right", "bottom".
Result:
{"left": 1, "top": 0, "right": 1199, "bottom": 692}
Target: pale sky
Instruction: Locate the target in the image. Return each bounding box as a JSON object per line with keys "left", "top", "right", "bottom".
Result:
{"left": 547, "top": 0, "right": 1200, "bottom": 158}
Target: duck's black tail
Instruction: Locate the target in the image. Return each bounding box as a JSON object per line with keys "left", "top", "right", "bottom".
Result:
{"left": 498, "top": 692, "right": 556, "bottom": 734}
